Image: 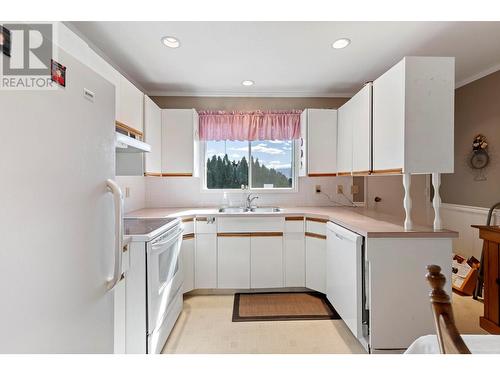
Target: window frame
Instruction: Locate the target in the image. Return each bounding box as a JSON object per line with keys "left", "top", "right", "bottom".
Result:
{"left": 200, "top": 139, "right": 299, "bottom": 193}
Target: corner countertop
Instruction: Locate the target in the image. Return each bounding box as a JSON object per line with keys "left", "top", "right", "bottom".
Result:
{"left": 125, "top": 206, "right": 458, "bottom": 239}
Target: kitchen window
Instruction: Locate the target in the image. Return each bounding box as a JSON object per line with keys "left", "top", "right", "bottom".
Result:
{"left": 204, "top": 140, "right": 295, "bottom": 190}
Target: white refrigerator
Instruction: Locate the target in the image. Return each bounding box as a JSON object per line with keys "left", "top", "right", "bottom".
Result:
{"left": 0, "top": 47, "right": 120, "bottom": 353}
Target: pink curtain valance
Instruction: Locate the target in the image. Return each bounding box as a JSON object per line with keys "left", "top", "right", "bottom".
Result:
{"left": 198, "top": 110, "right": 302, "bottom": 141}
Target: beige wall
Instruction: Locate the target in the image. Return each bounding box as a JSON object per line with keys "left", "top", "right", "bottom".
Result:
{"left": 365, "top": 174, "right": 433, "bottom": 226}
{"left": 151, "top": 96, "right": 348, "bottom": 111}
{"left": 441, "top": 70, "right": 500, "bottom": 208}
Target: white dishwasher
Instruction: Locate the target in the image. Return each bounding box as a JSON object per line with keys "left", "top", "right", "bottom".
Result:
{"left": 326, "top": 222, "right": 369, "bottom": 350}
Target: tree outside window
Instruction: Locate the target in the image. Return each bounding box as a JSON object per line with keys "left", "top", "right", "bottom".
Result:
{"left": 205, "top": 140, "right": 293, "bottom": 189}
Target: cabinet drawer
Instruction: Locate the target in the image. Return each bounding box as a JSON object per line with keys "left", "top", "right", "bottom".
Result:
{"left": 217, "top": 217, "right": 284, "bottom": 233}
{"left": 195, "top": 217, "right": 217, "bottom": 233}
{"left": 285, "top": 217, "right": 304, "bottom": 233}
{"left": 306, "top": 218, "right": 327, "bottom": 236}
{"left": 181, "top": 218, "right": 195, "bottom": 234}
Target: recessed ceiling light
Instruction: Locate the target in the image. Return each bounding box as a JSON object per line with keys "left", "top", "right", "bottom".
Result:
{"left": 241, "top": 80, "right": 255, "bottom": 86}
{"left": 332, "top": 38, "right": 351, "bottom": 49}
{"left": 161, "top": 36, "right": 180, "bottom": 48}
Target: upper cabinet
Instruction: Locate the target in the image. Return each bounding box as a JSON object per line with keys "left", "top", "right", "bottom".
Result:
{"left": 372, "top": 56, "right": 455, "bottom": 174}
{"left": 337, "top": 102, "right": 353, "bottom": 175}
{"left": 161, "top": 109, "right": 200, "bottom": 177}
{"left": 337, "top": 83, "right": 372, "bottom": 176}
{"left": 351, "top": 83, "right": 372, "bottom": 175}
{"left": 144, "top": 96, "right": 162, "bottom": 176}
{"left": 86, "top": 46, "right": 144, "bottom": 134}
{"left": 116, "top": 76, "right": 144, "bottom": 133}
{"left": 299, "top": 109, "right": 338, "bottom": 177}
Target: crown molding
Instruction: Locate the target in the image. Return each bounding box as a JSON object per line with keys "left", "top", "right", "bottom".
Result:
{"left": 146, "top": 90, "right": 354, "bottom": 98}
{"left": 456, "top": 62, "right": 500, "bottom": 89}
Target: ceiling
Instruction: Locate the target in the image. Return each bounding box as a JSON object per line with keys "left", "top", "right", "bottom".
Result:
{"left": 70, "top": 21, "right": 500, "bottom": 97}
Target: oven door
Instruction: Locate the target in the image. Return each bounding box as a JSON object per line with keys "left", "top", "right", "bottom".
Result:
{"left": 146, "top": 224, "right": 183, "bottom": 335}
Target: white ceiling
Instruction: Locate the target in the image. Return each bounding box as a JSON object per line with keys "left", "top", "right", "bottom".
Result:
{"left": 70, "top": 21, "right": 500, "bottom": 97}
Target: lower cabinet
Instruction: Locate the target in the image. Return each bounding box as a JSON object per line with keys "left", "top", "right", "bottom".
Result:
{"left": 251, "top": 235, "right": 283, "bottom": 288}
{"left": 305, "top": 235, "right": 327, "bottom": 294}
{"left": 284, "top": 233, "right": 305, "bottom": 287}
{"left": 195, "top": 233, "right": 217, "bottom": 288}
{"left": 181, "top": 236, "right": 195, "bottom": 293}
{"left": 217, "top": 235, "right": 251, "bottom": 288}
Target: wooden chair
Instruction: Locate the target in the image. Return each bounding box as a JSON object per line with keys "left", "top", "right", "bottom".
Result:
{"left": 426, "top": 265, "right": 471, "bottom": 354}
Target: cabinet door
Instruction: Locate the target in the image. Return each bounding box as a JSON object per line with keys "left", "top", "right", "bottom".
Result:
{"left": 161, "top": 109, "right": 196, "bottom": 176}
{"left": 306, "top": 109, "right": 337, "bottom": 176}
{"left": 298, "top": 111, "right": 308, "bottom": 177}
{"left": 305, "top": 235, "right": 326, "bottom": 293}
{"left": 372, "top": 60, "right": 405, "bottom": 172}
{"left": 217, "top": 236, "right": 251, "bottom": 288}
{"left": 251, "top": 236, "right": 283, "bottom": 288}
{"left": 351, "top": 83, "right": 372, "bottom": 174}
{"left": 195, "top": 233, "right": 217, "bottom": 288}
{"left": 284, "top": 233, "right": 305, "bottom": 287}
{"left": 181, "top": 237, "right": 195, "bottom": 293}
{"left": 337, "top": 104, "right": 352, "bottom": 175}
{"left": 117, "top": 76, "right": 144, "bottom": 132}
{"left": 144, "top": 96, "right": 162, "bottom": 175}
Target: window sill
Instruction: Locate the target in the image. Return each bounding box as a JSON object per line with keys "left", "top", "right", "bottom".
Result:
{"left": 200, "top": 187, "right": 299, "bottom": 194}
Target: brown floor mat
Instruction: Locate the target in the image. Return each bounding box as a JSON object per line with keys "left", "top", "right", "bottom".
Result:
{"left": 232, "top": 292, "right": 341, "bottom": 322}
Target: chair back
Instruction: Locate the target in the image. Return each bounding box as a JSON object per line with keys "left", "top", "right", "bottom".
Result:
{"left": 426, "top": 265, "right": 471, "bottom": 354}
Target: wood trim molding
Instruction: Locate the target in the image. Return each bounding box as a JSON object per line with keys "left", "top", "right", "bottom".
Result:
{"left": 217, "top": 232, "right": 283, "bottom": 237}
{"left": 352, "top": 170, "right": 371, "bottom": 176}
{"left": 251, "top": 232, "right": 283, "bottom": 237}
{"left": 161, "top": 173, "right": 193, "bottom": 177}
{"left": 308, "top": 173, "right": 337, "bottom": 177}
{"left": 337, "top": 172, "right": 352, "bottom": 176}
{"left": 285, "top": 216, "right": 304, "bottom": 221}
{"left": 115, "top": 120, "right": 143, "bottom": 138}
{"left": 306, "top": 217, "right": 328, "bottom": 223}
{"left": 183, "top": 233, "right": 195, "bottom": 240}
{"left": 305, "top": 232, "right": 327, "bottom": 240}
{"left": 145, "top": 172, "right": 194, "bottom": 177}
{"left": 217, "top": 232, "right": 251, "bottom": 237}
{"left": 182, "top": 217, "right": 194, "bottom": 223}
{"left": 370, "top": 168, "right": 403, "bottom": 175}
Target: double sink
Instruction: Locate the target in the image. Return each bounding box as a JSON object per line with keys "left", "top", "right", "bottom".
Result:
{"left": 218, "top": 207, "right": 281, "bottom": 213}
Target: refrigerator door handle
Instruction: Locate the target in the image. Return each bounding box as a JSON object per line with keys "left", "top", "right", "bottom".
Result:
{"left": 106, "top": 179, "right": 124, "bottom": 291}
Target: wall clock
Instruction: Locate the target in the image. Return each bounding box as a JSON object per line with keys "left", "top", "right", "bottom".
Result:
{"left": 469, "top": 134, "right": 489, "bottom": 181}
{"left": 470, "top": 149, "right": 489, "bottom": 169}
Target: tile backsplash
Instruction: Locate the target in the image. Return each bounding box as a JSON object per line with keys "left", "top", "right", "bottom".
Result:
{"left": 145, "top": 176, "right": 355, "bottom": 208}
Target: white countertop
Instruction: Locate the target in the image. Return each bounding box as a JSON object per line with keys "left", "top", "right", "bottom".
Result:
{"left": 125, "top": 206, "right": 458, "bottom": 239}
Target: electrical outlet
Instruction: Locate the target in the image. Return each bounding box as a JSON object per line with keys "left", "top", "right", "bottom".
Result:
{"left": 315, "top": 185, "right": 321, "bottom": 193}
{"left": 351, "top": 185, "right": 359, "bottom": 194}
{"left": 337, "top": 185, "right": 344, "bottom": 194}
{"left": 125, "top": 187, "right": 131, "bottom": 198}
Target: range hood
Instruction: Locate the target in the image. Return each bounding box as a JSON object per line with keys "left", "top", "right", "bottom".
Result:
{"left": 115, "top": 132, "right": 151, "bottom": 153}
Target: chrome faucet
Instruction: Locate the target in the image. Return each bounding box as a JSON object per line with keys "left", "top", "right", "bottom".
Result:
{"left": 245, "top": 193, "right": 259, "bottom": 209}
